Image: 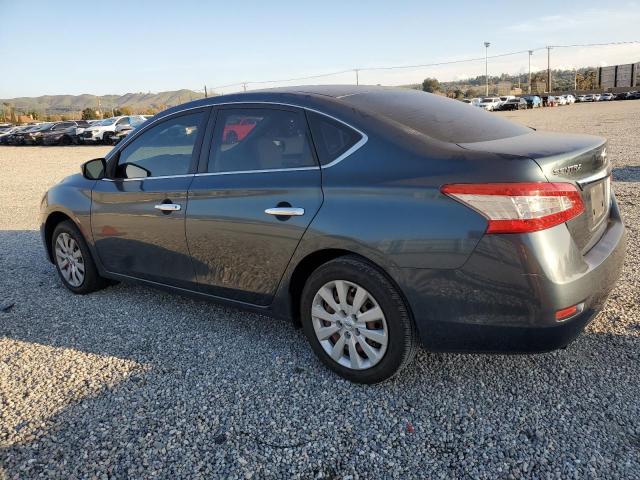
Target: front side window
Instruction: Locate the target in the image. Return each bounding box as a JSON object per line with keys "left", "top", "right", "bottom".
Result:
{"left": 114, "top": 111, "right": 204, "bottom": 179}
{"left": 208, "top": 108, "right": 316, "bottom": 173}
{"left": 307, "top": 112, "right": 362, "bottom": 165}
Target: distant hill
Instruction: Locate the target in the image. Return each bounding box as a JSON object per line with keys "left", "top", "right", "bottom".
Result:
{"left": 0, "top": 89, "right": 206, "bottom": 116}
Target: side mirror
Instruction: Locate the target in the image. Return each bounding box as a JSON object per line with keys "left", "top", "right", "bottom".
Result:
{"left": 82, "top": 158, "right": 106, "bottom": 180}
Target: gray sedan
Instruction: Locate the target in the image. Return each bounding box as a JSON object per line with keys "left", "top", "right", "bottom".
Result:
{"left": 40, "top": 86, "right": 626, "bottom": 383}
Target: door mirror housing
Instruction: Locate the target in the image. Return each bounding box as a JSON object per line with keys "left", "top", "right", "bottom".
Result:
{"left": 82, "top": 158, "right": 106, "bottom": 180}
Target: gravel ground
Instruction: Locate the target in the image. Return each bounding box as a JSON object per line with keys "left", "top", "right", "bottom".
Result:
{"left": 1, "top": 101, "right": 639, "bottom": 479}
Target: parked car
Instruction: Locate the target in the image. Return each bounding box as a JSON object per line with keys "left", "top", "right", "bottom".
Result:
{"left": 1, "top": 125, "right": 29, "bottom": 145}
{"left": 40, "top": 86, "right": 626, "bottom": 383}
{"left": 80, "top": 116, "right": 140, "bottom": 144}
{"left": 41, "top": 121, "right": 89, "bottom": 145}
{"left": 0, "top": 126, "right": 24, "bottom": 144}
{"left": 498, "top": 97, "right": 528, "bottom": 111}
{"left": 594, "top": 94, "right": 602, "bottom": 101}
{"left": 614, "top": 92, "right": 628, "bottom": 100}
{"left": 497, "top": 95, "right": 516, "bottom": 108}
{"left": 576, "top": 95, "right": 586, "bottom": 102}
{"left": 522, "top": 95, "right": 542, "bottom": 108}
{"left": 600, "top": 93, "right": 614, "bottom": 101}
{"left": 475, "top": 97, "right": 502, "bottom": 111}
{"left": 222, "top": 116, "right": 260, "bottom": 143}
{"left": 111, "top": 116, "right": 148, "bottom": 145}
{"left": 10, "top": 123, "right": 52, "bottom": 145}
{"left": 460, "top": 99, "right": 473, "bottom": 104}
{"left": 74, "top": 120, "right": 96, "bottom": 138}
{"left": 584, "top": 94, "right": 595, "bottom": 102}
{"left": 564, "top": 94, "right": 576, "bottom": 104}
{"left": 555, "top": 96, "right": 567, "bottom": 106}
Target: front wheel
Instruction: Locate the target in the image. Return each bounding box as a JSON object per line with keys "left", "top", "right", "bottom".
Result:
{"left": 300, "top": 256, "right": 418, "bottom": 384}
{"left": 52, "top": 220, "right": 109, "bottom": 294}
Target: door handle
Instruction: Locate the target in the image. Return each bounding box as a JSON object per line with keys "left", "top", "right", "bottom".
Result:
{"left": 154, "top": 203, "right": 181, "bottom": 212}
{"left": 264, "top": 207, "right": 305, "bottom": 216}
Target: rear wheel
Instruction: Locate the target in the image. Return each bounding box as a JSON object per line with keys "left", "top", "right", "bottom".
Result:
{"left": 300, "top": 256, "right": 418, "bottom": 384}
{"left": 59, "top": 135, "right": 71, "bottom": 146}
{"left": 52, "top": 220, "right": 108, "bottom": 294}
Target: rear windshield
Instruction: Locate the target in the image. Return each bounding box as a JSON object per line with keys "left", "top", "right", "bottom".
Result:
{"left": 342, "top": 88, "right": 530, "bottom": 143}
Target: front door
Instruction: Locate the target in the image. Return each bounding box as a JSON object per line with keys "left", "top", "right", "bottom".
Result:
{"left": 91, "top": 109, "right": 208, "bottom": 289}
{"left": 186, "top": 106, "right": 323, "bottom": 305}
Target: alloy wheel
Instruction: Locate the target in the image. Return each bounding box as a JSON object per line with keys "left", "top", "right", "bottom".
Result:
{"left": 311, "top": 280, "right": 388, "bottom": 370}
{"left": 54, "top": 232, "right": 85, "bottom": 287}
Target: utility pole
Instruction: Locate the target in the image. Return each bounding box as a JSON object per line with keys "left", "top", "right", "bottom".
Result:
{"left": 528, "top": 50, "right": 533, "bottom": 94}
{"left": 204, "top": 85, "right": 208, "bottom": 98}
{"left": 574, "top": 69, "right": 577, "bottom": 91}
{"left": 546, "top": 46, "right": 552, "bottom": 92}
{"left": 242, "top": 83, "right": 248, "bottom": 92}
{"left": 484, "top": 42, "right": 491, "bottom": 96}
{"left": 354, "top": 69, "right": 360, "bottom": 86}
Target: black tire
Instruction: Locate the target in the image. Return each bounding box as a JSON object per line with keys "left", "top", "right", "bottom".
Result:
{"left": 300, "top": 255, "right": 418, "bottom": 384}
{"left": 59, "top": 135, "right": 71, "bottom": 146}
{"left": 51, "top": 220, "right": 109, "bottom": 294}
{"left": 102, "top": 132, "right": 112, "bottom": 145}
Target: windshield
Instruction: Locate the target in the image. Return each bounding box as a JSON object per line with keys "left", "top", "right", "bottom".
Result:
{"left": 97, "top": 118, "right": 116, "bottom": 126}
{"left": 342, "top": 88, "right": 531, "bottom": 143}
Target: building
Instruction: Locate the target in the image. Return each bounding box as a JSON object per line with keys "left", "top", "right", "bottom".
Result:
{"left": 599, "top": 63, "right": 639, "bottom": 89}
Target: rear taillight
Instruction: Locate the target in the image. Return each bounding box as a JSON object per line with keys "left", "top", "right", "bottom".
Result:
{"left": 441, "top": 182, "right": 584, "bottom": 234}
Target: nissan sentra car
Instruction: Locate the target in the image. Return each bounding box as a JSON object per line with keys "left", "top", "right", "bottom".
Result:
{"left": 40, "top": 86, "right": 626, "bottom": 383}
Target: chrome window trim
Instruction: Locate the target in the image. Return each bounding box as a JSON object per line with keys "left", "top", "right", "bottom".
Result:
{"left": 107, "top": 101, "right": 368, "bottom": 179}
{"left": 102, "top": 174, "right": 195, "bottom": 182}
{"left": 195, "top": 166, "right": 320, "bottom": 177}
{"left": 100, "top": 166, "right": 321, "bottom": 182}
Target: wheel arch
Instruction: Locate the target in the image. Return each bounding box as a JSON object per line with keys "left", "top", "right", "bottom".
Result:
{"left": 43, "top": 211, "right": 76, "bottom": 263}
{"left": 286, "top": 248, "right": 414, "bottom": 328}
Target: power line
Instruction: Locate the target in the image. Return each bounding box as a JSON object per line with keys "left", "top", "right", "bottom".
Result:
{"left": 550, "top": 40, "right": 640, "bottom": 48}
{"left": 205, "top": 40, "right": 638, "bottom": 93}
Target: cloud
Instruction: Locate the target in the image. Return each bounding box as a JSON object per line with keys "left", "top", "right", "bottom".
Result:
{"left": 506, "top": 7, "right": 640, "bottom": 34}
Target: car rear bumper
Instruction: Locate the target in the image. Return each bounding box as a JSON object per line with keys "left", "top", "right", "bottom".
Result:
{"left": 394, "top": 195, "right": 627, "bottom": 352}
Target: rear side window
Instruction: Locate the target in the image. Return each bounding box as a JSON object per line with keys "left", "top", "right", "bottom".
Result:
{"left": 208, "top": 108, "right": 316, "bottom": 173}
{"left": 307, "top": 112, "right": 362, "bottom": 165}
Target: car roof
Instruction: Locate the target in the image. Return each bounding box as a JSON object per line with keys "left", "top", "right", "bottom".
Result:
{"left": 153, "top": 85, "right": 531, "bottom": 145}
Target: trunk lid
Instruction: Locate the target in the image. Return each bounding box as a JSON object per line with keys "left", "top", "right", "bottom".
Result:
{"left": 458, "top": 131, "right": 611, "bottom": 252}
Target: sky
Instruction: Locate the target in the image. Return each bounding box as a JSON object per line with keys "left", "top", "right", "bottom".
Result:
{"left": 1, "top": 0, "right": 639, "bottom": 98}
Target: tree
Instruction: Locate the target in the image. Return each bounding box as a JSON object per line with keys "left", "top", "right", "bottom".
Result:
{"left": 82, "top": 108, "right": 99, "bottom": 120}
{"left": 421, "top": 77, "right": 440, "bottom": 93}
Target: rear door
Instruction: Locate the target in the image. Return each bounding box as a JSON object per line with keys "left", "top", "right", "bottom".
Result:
{"left": 91, "top": 108, "right": 209, "bottom": 288}
{"left": 186, "top": 105, "right": 322, "bottom": 305}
